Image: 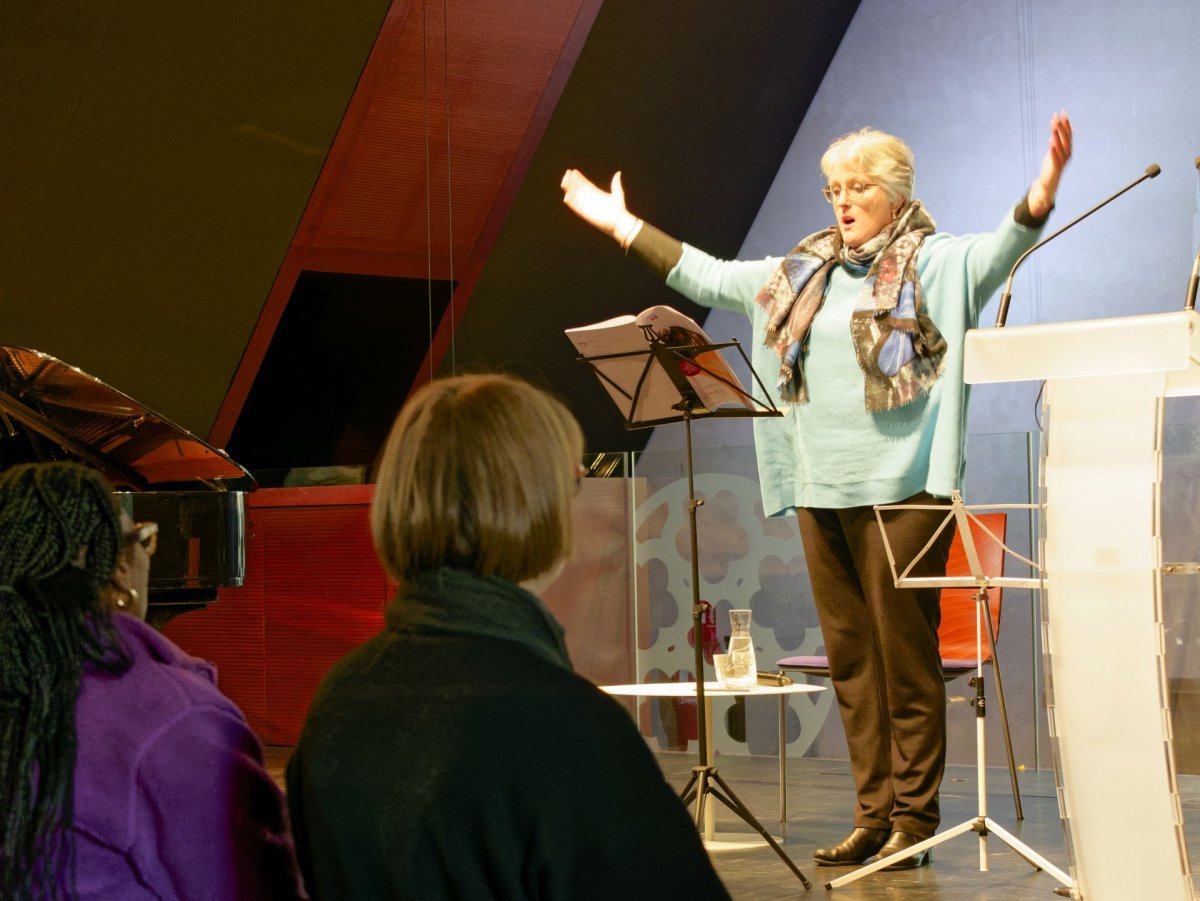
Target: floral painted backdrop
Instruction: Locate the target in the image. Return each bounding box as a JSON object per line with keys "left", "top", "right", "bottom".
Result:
{"left": 632, "top": 470, "right": 834, "bottom": 758}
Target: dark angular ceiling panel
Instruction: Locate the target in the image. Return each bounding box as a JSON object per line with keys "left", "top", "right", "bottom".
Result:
{"left": 210, "top": 0, "right": 601, "bottom": 450}
{"left": 0, "top": 0, "right": 394, "bottom": 436}
{"left": 445, "top": 0, "right": 860, "bottom": 455}
{"left": 0, "top": 0, "right": 856, "bottom": 470}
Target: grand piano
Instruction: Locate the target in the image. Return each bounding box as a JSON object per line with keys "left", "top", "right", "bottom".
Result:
{"left": 0, "top": 345, "right": 254, "bottom": 625}
{"left": 0, "top": 344, "right": 631, "bottom": 746}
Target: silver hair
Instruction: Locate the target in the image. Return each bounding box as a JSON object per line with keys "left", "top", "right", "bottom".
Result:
{"left": 820, "top": 128, "right": 915, "bottom": 205}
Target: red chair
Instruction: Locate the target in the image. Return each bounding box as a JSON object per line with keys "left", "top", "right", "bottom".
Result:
{"left": 777, "top": 512, "right": 1024, "bottom": 816}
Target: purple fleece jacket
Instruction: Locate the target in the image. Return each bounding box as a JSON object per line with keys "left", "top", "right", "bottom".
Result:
{"left": 68, "top": 613, "right": 304, "bottom": 900}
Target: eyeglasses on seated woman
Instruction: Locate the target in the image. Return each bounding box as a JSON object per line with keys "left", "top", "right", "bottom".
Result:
{"left": 0, "top": 461, "right": 304, "bottom": 899}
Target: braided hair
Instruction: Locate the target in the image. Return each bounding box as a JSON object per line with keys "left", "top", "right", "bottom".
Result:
{"left": 0, "top": 462, "right": 129, "bottom": 899}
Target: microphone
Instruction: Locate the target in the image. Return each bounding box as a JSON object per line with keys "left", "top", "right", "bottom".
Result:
{"left": 995, "top": 163, "right": 1161, "bottom": 327}
{"left": 1185, "top": 156, "right": 1200, "bottom": 311}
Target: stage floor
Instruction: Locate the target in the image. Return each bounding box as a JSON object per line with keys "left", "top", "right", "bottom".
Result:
{"left": 265, "top": 746, "right": 1200, "bottom": 899}
{"left": 654, "top": 751, "right": 1070, "bottom": 900}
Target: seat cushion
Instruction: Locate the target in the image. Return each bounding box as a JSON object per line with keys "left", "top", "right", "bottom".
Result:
{"left": 782, "top": 654, "right": 983, "bottom": 682}
{"left": 776, "top": 655, "right": 831, "bottom": 676}
{"left": 940, "top": 657, "right": 980, "bottom": 674}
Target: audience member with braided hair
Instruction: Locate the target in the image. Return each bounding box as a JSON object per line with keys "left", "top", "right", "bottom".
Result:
{"left": 0, "top": 462, "right": 304, "bottom": 900}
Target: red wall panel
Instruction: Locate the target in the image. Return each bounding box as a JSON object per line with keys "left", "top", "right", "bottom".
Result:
{"left": 164, "top": 487, "right": 391, "bottom": 745}
{"left": 260, "top": 504, "right": 390, "bottom": 744}
{"left": 165, "top": 481, "right": 635, "bottom": 746}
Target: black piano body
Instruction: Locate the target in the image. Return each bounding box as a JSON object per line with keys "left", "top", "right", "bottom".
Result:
{"left": 0, "top": 345, "right": 255, "bottom": 626}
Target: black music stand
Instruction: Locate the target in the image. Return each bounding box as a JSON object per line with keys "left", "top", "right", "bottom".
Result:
{"left": 577, "top": 333, "right": 810, "bottom": 888}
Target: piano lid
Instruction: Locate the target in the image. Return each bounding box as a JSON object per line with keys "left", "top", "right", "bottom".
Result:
{"left": 0, "top": 345, "right": 255, "bottom": 491}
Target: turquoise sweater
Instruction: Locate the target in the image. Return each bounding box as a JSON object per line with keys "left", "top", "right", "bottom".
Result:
{"left": 665, "top": 210, "right": 1044, "bottom": 514}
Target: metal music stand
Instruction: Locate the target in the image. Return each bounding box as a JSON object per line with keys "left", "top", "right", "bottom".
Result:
{"left": 576, "top": 333, "right": 810, "bottom": 888}
{"left": 823, "top": 491, "right": 1072, "bottom": 893}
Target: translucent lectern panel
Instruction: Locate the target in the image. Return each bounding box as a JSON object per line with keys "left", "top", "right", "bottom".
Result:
{"left": 965, "top": 310, "right": 1197, "bottom": 385}
{"left": 1161, "top": 402, "right": 1200, "bottom": 700}
{"left": 1160, "top": 398, "right": 1200, "bottom": 885}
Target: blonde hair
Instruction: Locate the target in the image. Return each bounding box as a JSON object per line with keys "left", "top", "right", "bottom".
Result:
{"left": 371, "top": 374, "right": 584, "bottom": 584}
{"left": 820, "top": 128, "right": 915, "bottom": 205}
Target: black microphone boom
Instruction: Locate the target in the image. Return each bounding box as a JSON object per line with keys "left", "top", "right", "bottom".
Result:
{"left": 1185, "top": 156, "right": 1200, "bottom": 312}
{"left": 994, "top": 164, "right": 1161, "bottom": 328}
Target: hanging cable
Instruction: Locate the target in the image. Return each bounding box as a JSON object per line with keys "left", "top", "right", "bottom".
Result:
{"left": 422, "top": 0, "right": 434, "bottom": 382}
{"left": 1015, "top": 0, "right": 1048, "bottom": 432}
{"left": 442, "top": 0, "right": 457, "bottom": 375}
{"left": 1015, "top": 0, "right": 1041, "bottom": 328}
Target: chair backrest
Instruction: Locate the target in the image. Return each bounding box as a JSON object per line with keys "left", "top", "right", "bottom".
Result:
{"left": 936, "top": 512, "right": 1007, "bottom": 665}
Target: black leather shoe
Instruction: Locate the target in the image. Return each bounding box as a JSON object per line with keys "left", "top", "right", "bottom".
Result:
{"left": 813, "top": 827, "right": 890, "bottom": 866}
{"left": 877, "top": 830, "right": 932, "bottom": 869}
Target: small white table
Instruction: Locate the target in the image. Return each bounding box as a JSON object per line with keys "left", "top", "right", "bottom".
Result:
{"left": 601, "top": 680, "right": 823, "bottom": 839}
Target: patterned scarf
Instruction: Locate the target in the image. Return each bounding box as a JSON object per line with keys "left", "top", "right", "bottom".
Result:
{"left": 755, "top": 201, "right": 946, "bottom": 412}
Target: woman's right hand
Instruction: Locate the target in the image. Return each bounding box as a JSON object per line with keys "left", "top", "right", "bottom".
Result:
{"left": 560, "top": 169, "right": 640, "bottom": 244}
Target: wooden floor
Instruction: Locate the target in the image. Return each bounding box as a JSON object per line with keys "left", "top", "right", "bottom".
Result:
{"left": 265, "top": 746, "right": 1199, "bottom": 899}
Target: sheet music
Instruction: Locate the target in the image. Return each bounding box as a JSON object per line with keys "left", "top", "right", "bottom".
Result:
{"left": 566, "top": 305, "right": 756, "bottom": 422}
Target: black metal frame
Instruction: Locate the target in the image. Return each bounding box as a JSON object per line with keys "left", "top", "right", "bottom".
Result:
{"left": 578, "top": 337, "right": 809, "bottom": 887}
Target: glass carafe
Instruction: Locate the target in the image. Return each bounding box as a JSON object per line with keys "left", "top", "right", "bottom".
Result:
{"left": 725, "top": 609, "right": 758, "bottom": 690}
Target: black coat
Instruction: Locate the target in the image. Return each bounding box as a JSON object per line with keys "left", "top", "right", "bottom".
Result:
{"left": 287, "top": 568, "right": 729, "bottom": 900}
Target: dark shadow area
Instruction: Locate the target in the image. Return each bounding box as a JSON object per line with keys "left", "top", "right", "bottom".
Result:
{"left": 0, "top": 0, "right": 392, "bottom": 436}
{"left": 448, "top": 0, "right": 860, "bottom": 455}
{"left": 228, "top": 272, "right": 454, "bottom": 476}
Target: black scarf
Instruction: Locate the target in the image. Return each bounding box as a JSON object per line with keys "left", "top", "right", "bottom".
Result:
{"left": 386, "top": 567, "right": 573, "bottom": 671}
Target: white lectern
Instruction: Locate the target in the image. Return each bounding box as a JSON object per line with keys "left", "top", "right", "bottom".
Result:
{"left": 965, "top": 310, "right": 1200, "bottom": 901}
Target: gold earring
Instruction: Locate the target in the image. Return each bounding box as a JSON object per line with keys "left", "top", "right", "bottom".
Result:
{"left": 115, "top": 593, "right": 127, "bottom": 609}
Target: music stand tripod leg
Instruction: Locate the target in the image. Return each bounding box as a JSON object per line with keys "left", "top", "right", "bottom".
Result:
{"left": 980, "top": 591, "right": 1024, "bottom": 820}
{"left": 704, "top": 769, "right": 813, "bottom": 888}
{"left": 675, "top": 409, "right": 810, "bottom": 888}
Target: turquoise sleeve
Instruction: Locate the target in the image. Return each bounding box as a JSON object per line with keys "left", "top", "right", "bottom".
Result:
{"left": 665, "top": 244, "right": 780, "bottom": 316}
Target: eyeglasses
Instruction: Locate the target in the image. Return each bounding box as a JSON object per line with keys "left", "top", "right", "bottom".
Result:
{"left": 822, "top": 182, "right": 877, "bottom": 203}
{"left": 125, "top": 521, "right": 158, "bottom": 557}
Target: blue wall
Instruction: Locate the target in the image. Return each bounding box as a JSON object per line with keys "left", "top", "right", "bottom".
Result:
{"left": 695, "top": 0, "right": 1200, "bottom": 441}
{"left": 636, "top": 0, "right": 1200, "bottom": 769}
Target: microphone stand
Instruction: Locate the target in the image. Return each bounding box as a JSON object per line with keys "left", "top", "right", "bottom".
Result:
{"left": 1184, "top": 156, "right": 1200, "bottom": 312}
{"left": 995, "top": 164, "right": 1161, "bottom": 328}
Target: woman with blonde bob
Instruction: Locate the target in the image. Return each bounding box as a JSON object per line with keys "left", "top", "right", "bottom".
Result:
{"left": 287, "top": 374, "right": 729, "bottom": 900}
{"left": 562, "top": 115, "right": 1072, "bottom": 869}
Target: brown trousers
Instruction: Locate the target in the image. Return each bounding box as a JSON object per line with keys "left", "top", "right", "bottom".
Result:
{"left": 797, "top": 494, "right": 954, "bottom": 838}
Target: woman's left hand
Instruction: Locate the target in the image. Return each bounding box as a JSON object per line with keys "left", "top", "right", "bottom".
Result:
{"left": 1027, "top": 111, "right": 1073, "bottom": 218}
